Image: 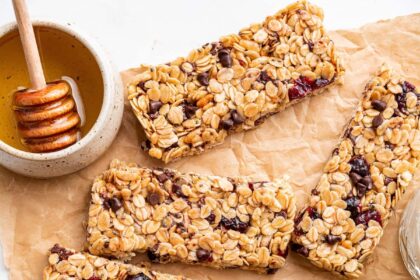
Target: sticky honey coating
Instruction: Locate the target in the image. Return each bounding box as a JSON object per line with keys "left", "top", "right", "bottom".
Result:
{"left": 13, "top": 81, "right": 81, "bottom": 152}
{"left": 291, "top": 65, "right": 420, "bottom": 278}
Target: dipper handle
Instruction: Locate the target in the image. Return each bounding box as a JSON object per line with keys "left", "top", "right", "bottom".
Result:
{"left": 12, "top": 0, "right": 46, "bottom": 90}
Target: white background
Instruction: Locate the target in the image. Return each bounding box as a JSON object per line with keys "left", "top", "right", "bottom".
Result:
{"left": 0, "top": 0, "right": 419, "bottom": 278}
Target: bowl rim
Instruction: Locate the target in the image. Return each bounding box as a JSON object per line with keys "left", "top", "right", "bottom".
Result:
{"left": 0, "top": 19, "right": 114, "bottom": 161}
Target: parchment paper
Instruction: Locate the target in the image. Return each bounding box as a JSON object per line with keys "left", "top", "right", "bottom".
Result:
{"left": 1, "top": 13, "right": 419, "bottom": 280}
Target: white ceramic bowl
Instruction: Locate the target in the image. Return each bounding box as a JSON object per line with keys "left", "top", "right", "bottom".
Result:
{"left": 0, "top": 20, "right": 124, "bottom": 178}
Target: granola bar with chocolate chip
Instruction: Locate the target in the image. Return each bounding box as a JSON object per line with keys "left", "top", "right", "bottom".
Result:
{"left": 86, "top": 160, "right": 296, "bottom": 273}
{"left": 43, "top": 244, "right": 188, "bottom": 280}
{"left": 292, "top": 65, "right": 420, "bottom": 278}
{"left": 127, "top": 0, "right": 344, "bottom": 163}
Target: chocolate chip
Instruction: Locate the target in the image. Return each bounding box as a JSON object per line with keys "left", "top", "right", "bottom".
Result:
{"left": 220, "top": 119, "right": 234, "bottom": 130}
{"left": 356, "top": 183, "right": 367, "bottom": 198}
{"left": 345, "top": 197, "right": 361, "bottom": 219}
{"left": 218, "top": 49, "right": 232, "bottom": 68}
{"left": 197, "top": 72, "right": 210, "bottom": 86}
{"left": 125, "top": 273, "right": 152, "bottom": 280}
{"left": 157, "top": 173, "right": 170, "bottom": 183}
{"left": 291, "top": 244, "right": 309, "bottom": 257}
{"left": 146, "top": 247, "right": 159, "bottom": 262}
{"left": 196, "top": 248, "right": 212, "bottom": 262}
{"left": 371, "top": 100, "right": 387, "bottom": 111}
{"left": 325, "top": 235, "right": 342, "bottom": 245}
{"left": 349, "top": 156, "right": 370, "bottom": 177}
{"left": 359, "top": 176, "right": 373, "bottom": 190}
{"left": 230, "top": 109, "right": 244, "bottom": 124}
{"left": 183, "top": 102, "right": 198, "bottom": 119}
{"left": 149, "top": 101, "right": 162, "bottom": 114}
{"left": 109, "top": 197, "right": 122, "bottom": 212}
{"left": 258, "top": 71, "right": 271, "bottom": 84}
{"left": 266, "top": 268, "right": 279, "bottom": 274}
{"left": 372, "top": 114, "right": 384, "bottom": 128}
{"left": 395, "top": 92, "right": 409, "bottom": 115}
{"left": 146, "top": 192, "right": 161, "bottom": 206}
{"left": 220, "top": 216, "right": 249, "bottom": 233}
{"left": 137, "top": 81, "right": 147, "bottom": 92}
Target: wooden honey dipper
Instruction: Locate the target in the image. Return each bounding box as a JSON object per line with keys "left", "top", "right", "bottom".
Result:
{"left": 12, "top": 0, "right": 84, "bottom": 152}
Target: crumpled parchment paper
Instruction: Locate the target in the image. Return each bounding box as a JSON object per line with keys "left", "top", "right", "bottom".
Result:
{"left": 0, "top": 13, "right": 419, "bottom": 280}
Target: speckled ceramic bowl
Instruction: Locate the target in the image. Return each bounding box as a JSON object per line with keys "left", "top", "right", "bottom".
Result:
{"left": 0, "top": 20, "right": 124, "bottom": 178}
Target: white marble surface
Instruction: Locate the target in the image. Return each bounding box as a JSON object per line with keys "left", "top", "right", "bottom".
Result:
{"left": 0, "top": 0, "right": 419, "bottom": 278}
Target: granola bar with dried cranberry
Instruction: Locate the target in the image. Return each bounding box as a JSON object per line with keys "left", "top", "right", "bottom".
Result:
{"left": 43, "top": 244, "right": 188, "bottom": 280}
{"left": 292, "top": 65, "right": 420, "bottom": 278}
{"left": 86, "top": 160, "right": 296, "bottom": 273}
{"left": 128, "top": 0, "right": 344, "bottom": 163}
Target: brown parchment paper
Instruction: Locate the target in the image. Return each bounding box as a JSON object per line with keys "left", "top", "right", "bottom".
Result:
{"left": 1, "top": 13, "right": 420, "bottom": 280}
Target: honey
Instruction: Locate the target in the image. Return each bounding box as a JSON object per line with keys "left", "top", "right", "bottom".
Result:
{"left": 0, "top": 26, "right": 103, "bottom": 151}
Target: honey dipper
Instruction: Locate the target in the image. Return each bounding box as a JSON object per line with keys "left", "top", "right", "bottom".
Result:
{"left": 11, "top": 0, "right": 84, "bottom": 152}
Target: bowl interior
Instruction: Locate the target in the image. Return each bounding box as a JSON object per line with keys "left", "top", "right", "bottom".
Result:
{"left": 0, "top": 21, "right": 109, "bottom": 161}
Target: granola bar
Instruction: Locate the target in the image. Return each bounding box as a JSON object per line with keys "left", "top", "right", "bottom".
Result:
{"left": 128, "top": 0, "right": 344, "bottom": 163}
{"left": 87, "top": 160, "right": 296, "bottom": 273}
{"left": 292, "top": 65, "right": 420, "bottom": 278}
{"left": 43, "top": 244, "right": 188, "bottom": 280}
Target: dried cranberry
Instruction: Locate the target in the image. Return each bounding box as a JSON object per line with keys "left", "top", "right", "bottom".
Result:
{"left": 125, "top": 273, "right": 151, "bottom": 280}
{"left": 311, "top": 189, "right": 320, "bottom": 195}
{"left": 371, "top": 100, "right": 387, "bottom": 112}
{"left": 88, "top": 277, "right": 101, "bottom": 280}
{"left": 218, "top": 49, "right": 232, "bottom": 68}
{"left": 230, "top": 109, "right": 244, "bottom": 124}
{"left": 288, "top": 78, "right": 312, "bottom": 100}
{"left": 325, "top": 235, "right": 342, "bottom": 245}
{"left": 355, "top": 209, "right": 382, "bottom": 227}
{"left": 345, "top": 197, "right": 361, "bottom": 220}
{"left": 291, "top": 244, "right": 309, "bottom": 257}
{"left": 196, "top": 248, "right": 212, "bottom": 262}
{"left": 197, "top": 72, "right": 210, "bottom": 86}
{"left": 307, "top": 207, "right": 320, "bottom": 220}
{"left": 50, "top": 244, "right": 73, "bottom": 261}
{"left": 220, "top": 216, "right": 249, "bottom": 233}
{"left": 402, "top": 81, "right": 416, "bottom": 93}
{"left": 349, "top": 156, "right": 370, "bottom": 177}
